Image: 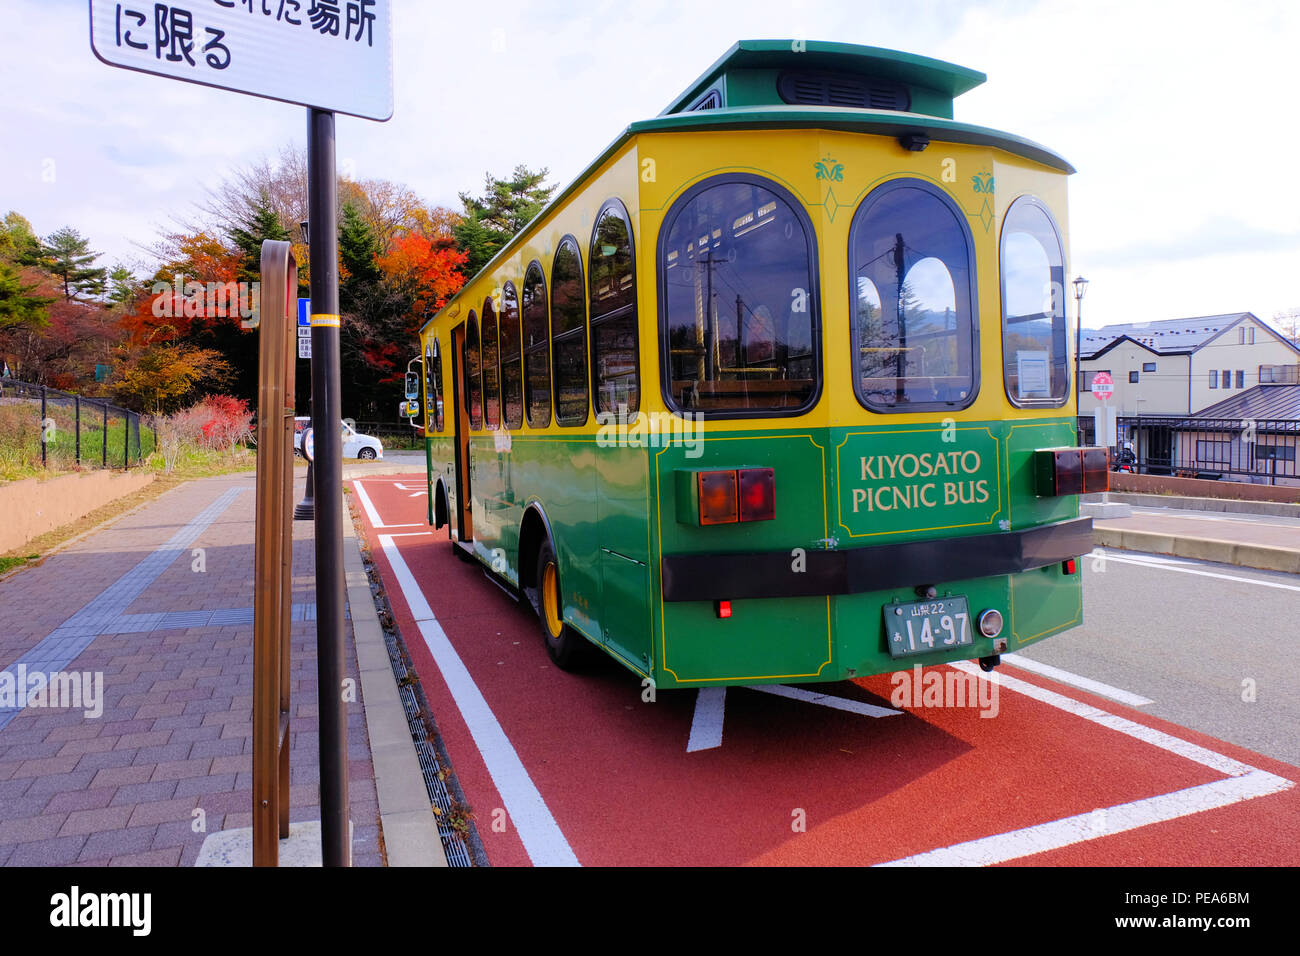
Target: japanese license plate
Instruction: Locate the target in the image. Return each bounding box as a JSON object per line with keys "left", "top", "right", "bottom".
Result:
{"left": 884, "top": 597, "right": 973, "bottom": 659}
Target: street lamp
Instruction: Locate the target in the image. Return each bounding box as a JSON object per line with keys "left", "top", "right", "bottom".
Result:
{"left": 1073, "top": 275, "right": 1089, "bottom": 444}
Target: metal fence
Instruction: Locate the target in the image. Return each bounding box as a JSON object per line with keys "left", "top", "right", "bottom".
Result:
{"left": 0, "top": 379, "right": 153, "bottom": 471}
{"left": 1079, "top": 415, "right": 1299, "bottom": 485}
{"left": 351, "top": 420, "right": 423, "bottom": 450}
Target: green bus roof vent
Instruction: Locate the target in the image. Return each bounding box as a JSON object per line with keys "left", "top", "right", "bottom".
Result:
{"left": 661, "top": 40, "right": 986, "bottom": 121}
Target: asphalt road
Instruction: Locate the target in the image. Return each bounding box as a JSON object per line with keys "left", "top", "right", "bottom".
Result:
{"left": 1015, "top": 547, "right": 1300, "bottom": 767}
{"left": 353, "top": 475, "right": 1300, "bottom": 866}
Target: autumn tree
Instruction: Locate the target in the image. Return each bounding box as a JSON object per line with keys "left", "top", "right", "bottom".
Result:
{"left": 109, "top": 327, "right": 233, "bottom": 414}
{"left": 0, "top": 212, "right": 42, "bottom": 266}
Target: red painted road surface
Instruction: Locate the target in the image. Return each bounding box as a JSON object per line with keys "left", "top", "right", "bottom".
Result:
{"left": 350, "top": 476, "right": 1300, "bottom": 867}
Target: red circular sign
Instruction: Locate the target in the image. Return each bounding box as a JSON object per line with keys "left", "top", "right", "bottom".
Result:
{"left": 1091, "top": 371, "right": 1114, "bottom": 400}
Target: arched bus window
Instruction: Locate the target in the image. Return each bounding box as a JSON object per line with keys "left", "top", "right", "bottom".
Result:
{"left": 551, "top": 237, "right": 589, "bottom": 426}
{"left": 849, "top": 178, "right": 977, "bottom": 411}
{"left": 465, "top": 310, "right": 483, "bottom": 429}
{"left": 659, "top": 174, "right": 820, "bottom": 416}
{"left": 500, "top": 281, "right": 524, "bottom": 429}
{"left": 1000, "top": 196, "right": 1068, "bottom": 405}
{"left": 424, "top": 335, "right": 444, "bottom": 432}
{"left": 522, "top": 261, "right": 551, "bottom": 428}
{"left": 589, "top": 199, "right": 639, "bottom": 416}
{"left": 481, "top": 296, "right": 501, "bottom": 429}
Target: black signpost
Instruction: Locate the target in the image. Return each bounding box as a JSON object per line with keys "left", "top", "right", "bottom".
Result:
{"left": 307, "top": 108, "right": 349, "bottom": 866}
{"left": 89, "top": 1, "right": 393, "bottom": 868}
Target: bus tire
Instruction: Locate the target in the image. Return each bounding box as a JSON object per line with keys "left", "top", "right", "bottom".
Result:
{"left": 536, "top": 539, "right": 587, "bottom": 670}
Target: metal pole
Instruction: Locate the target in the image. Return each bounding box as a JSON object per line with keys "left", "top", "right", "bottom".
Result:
{"left": 40, "top": 386, "right": 47, "bottom": 467}
{"left": 308, "top": 106, "right": 350, "bottom": 867}
{"left": 102, "top": 404, "right": 108, "bottom": 468}
{"left": 123, "top": 411, "right": 130, "bottom": 469}
{"left": 75, "top": 396, "right": 81, "bottom": 464}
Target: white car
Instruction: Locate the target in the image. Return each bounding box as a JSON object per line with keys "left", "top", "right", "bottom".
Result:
{"left": 293, "top": 417, "right": 384, "bottom": 460}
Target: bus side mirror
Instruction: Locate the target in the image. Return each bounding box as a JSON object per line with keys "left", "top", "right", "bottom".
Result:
{"left": 399, "top": 400, "right": 419, "bottom": 419}
{"left": 404, "top": 371, "right": 420, "bottom": 401}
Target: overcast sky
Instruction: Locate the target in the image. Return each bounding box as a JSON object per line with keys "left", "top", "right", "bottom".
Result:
{"left": 2, "top": 0, "right": 1297, "bottom": 330}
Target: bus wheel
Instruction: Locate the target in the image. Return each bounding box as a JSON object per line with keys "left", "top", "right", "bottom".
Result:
{"left": 536, "top": 539, "right": 586, "bottom": 669}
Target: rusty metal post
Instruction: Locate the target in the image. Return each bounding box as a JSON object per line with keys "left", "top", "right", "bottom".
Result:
{"left": 253, "top": 239, "right": 296, "bottom": 865}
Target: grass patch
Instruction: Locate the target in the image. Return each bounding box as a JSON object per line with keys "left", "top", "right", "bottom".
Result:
{"left": 0, "top": 553, "right": 38, "bottom": 576}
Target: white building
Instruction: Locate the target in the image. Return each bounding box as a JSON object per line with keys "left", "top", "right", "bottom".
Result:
{"left": 1078, "top": 312, "right": 1300, "bottom": 417}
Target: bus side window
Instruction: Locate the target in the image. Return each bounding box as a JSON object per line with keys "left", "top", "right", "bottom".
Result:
{"left": 522, "top": 261, "right": 552, "bottom": 428}
{"left": 466, "top": 310, "right": 483, "bottom": 430}
{"left": 551, "top": 237, "right": 589, "bottom": 426}
{"left": 500, "top": 281, "right": 524, "bottom": 429}
{"left": 589, "top": 199, "right": 639, "bottom": 416}
{"left": 482, "top": 296, "right": 501, "bottom": 429}
{"left": 424, "top": 337, "right": 444, "bottom": 432}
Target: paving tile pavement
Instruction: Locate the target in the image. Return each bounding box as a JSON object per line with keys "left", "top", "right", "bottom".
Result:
{"left": 0, "top": 473, "right": 386, "bottom": 867}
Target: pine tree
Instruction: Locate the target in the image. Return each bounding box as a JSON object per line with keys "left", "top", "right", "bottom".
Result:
{"left": 453, "top": 166, "right": 555, "bottom": 280}
{"left": 41, "top": 226, "right": 107, "bottom": 300}
{"left": 0, "top": 263, "right": 52, "bottom": 332}
{"left": 229, "top": 194, "right": 290, "bottom": 284}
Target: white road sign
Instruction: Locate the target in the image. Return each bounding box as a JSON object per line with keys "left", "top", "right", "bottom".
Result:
{"left": 89, "top": 1, "right": 393, "bottom": 121}
{"left": 298, "top": 337, "right": 312, "bottom": 359}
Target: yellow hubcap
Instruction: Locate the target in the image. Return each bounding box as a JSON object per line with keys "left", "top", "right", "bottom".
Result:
{"left": 542, "top": 562, "right": 562, "bottom": 637}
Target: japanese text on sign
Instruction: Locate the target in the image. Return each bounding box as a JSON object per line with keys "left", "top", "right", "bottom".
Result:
{"left": 90, "top": 0, "right": 393, "bottom": 121}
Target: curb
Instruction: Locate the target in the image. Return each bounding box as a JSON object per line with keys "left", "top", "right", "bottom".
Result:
{"left": 1092, "top": 527, "right": 1300, "bottom": 574}
{"left": 1089, "top": 492, "right": 1300, "bottom": 519}
{"left": 342, "top": 494, "right": 448, "bottom": 868}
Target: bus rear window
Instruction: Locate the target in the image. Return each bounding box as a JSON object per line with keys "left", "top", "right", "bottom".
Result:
{"left": 849, "top": 179, "right": 977, "bottom": 411}
{"left": 659, "top": 176, "right": 819, "bottom": 416}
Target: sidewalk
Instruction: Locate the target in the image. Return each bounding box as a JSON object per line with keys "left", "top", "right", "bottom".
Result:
{"left": 1092, "top": 504, "right": 1300, "bottom": 574}
{"left": 0, "top": 471, "right": 441, "bottom": 866}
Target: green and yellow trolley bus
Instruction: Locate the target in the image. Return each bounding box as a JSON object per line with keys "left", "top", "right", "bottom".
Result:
{"left": 417, "top": 40, "right": 1109, "bottom": 690}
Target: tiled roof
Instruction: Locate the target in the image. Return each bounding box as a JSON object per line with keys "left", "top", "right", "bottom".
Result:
{"left": 1081, "top": 313, "right": 1253, "bottom": 356}
{"left": 1191, "top": 384, "right": 1300, "bottom": 421}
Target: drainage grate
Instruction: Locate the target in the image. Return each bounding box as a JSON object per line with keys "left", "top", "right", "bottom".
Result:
{"left": 363, "top": 552, "right": 486, "bottom": 867}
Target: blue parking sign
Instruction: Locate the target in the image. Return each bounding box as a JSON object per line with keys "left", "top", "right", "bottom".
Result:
{"left": 298, "top": 298, "right": 311, "bottom": 327}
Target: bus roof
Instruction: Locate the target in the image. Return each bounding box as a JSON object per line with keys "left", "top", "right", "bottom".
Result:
{"left": 421, "top": 41, "right": 1072, "bottom": 335}
{"left": 659, "top": 39, "right": 987, "bottom": 120}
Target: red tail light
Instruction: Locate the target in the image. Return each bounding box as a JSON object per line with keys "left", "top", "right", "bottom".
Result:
{"left": 715, "top": 600, "right": 732, "bottom": 619}
{"left": 1063, "top": 558, "right": 1077, "bottom": 575}
{"left": 738, "top": 468, "right": 776, "bottom": 522}
{"left": 698, "top": 471, "right": 738, "bottom": 525}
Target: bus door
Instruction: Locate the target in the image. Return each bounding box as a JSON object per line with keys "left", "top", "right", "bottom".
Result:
{"left": 449, "top": 323, "right": 473, "bottom": 543}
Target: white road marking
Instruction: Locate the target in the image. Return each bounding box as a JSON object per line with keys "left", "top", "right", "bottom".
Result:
{"left": 879, "top": 770, "right": 1291, "bottom": 867}
{"left": 687, "top": 688, "right": 727, "bottom": 752}
{"left": 1001, "top": 653, "right": 1154, "bottom": 707}
{"left": 685, "top": 683, "right": 900, "bottom": 753}
{"left": 352, "top": 480, "right": 421, "bottom": 529}
{"left": 394, "top": 482, "right": 428, "bottom": 498}
{"left": 876, "top": 661, "right": 1294, "bottom": 866}
{"left": 377, "top": 534, "right": 579, "bottom": 867}
{"left": 751, "top": 684, "right": 903, "bottom": 718}
{"left": 1090, "top": 548, "right": 1300, "bottom": 593}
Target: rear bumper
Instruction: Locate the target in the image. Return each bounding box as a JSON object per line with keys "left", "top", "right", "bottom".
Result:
{"left": 660, "top": 516, "right": 1093, "bottom": 602}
